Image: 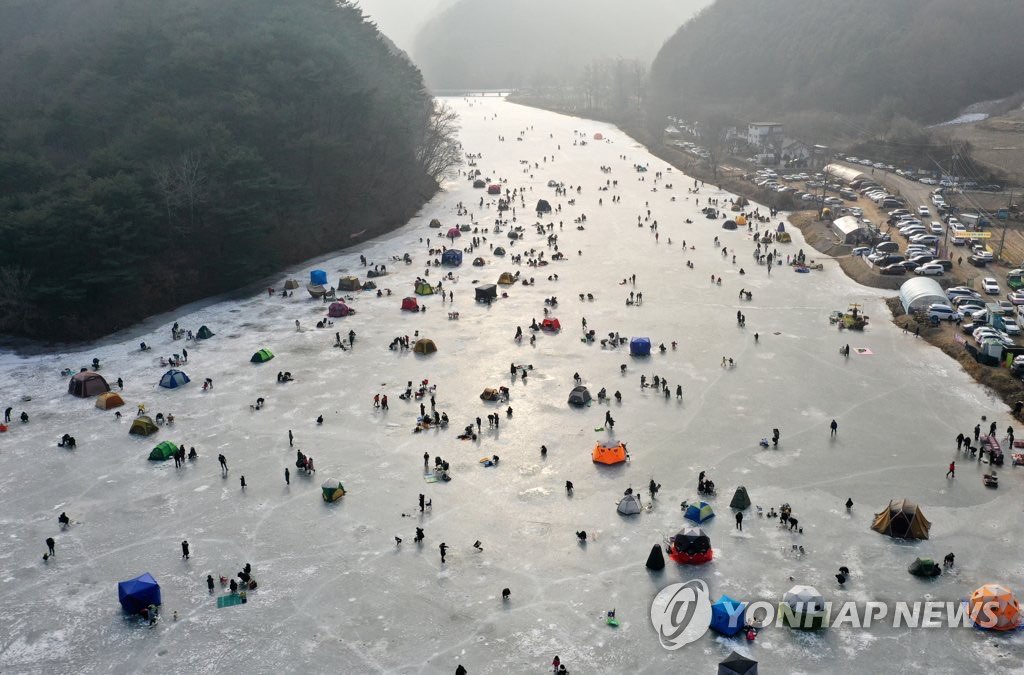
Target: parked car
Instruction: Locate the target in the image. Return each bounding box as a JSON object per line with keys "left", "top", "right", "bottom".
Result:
{"left": 851, "top": 247, "right": 872, "bottom": 257}
{"left": 915, "top": 263, "right": 944, "bottom": 276}
{"left": 983, "top": 278, "right": 1001, "bottom": 294}
{"left": 917, "top": 206, "right": 931, "bottom": 217}
{"left": 927, "top": 304, "right": 960, "bottom": 321}
{"left": 1007, "top": 291, "right": 1024, "bottom": 305}
{"left": 880, "top": 263, "right": 907, "bottom": 275}
{"left": 909, "top": 234, "right": 940, "bottom": 245}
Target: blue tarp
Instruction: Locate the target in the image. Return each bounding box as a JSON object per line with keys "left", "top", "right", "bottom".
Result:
{"left": 630, "top": 337, "right": 651, "bottom": 356}
{"left": 710, "top": 595, "right": 747, "bottom": 636}
{"left": 310, "top": 269, "right": 328, "bottom": 286}
{"left": 118, "top": 573, "right": 161, "bottom": 613}
{"left": 159, "top": 369, "right": 190, "bottom": 389}
{"left": 441, "top": 250, "right": 463, "bottom": 267}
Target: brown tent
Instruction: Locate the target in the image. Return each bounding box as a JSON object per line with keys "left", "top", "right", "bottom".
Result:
{"left": 871, "top": 499, "right": 931, "bottom": 539}
{"left": 338, "top": 276, "right": 361, "bottom": 291}
{"left": 96, "top": 392, "right": 125, "bottom": 410}
{"left": 68, "top": 371, "right": 110, "bottom": 398}
{"left": 413, "top": 338, "right": 437, "bottom": 354}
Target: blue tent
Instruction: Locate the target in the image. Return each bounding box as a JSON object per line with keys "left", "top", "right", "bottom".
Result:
{"left": 118, "top": 573, "right": 161, "bottom": 613}
{"left": 441, "top": 250, "right": 463, "bottom": 267}
{"left": 710, "top": 595, "right": 747, "bottom": 636}
{"left": 630, "top": 337, "right": 651, "bottom": 356}
{"left": 310, "top": 269, "right": 328, "bottom": 286}
{"left": 159, "top": 369, "right": 190, "bottom": 389}
{"left": 684, "top": 501, "right": 715, "bottom": 523}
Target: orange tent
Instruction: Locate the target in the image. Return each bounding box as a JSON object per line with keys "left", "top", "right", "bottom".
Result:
{"left": 592, "top": 442, "right": 627, "bottom": 465}
{"left": 970, "top": 584, "right": 1021, "bottom": 631}
{"left": 95, "top": 392, "right": 125, "bottom": 410}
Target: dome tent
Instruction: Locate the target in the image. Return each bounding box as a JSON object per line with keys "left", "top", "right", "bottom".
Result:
{"left": 327, "top": 302, "right": 352, "bottom": 318}
{"left": 729, "top": 486, "right": 751, "bottom": 510}
{"left": 722, "top": 220, "right": 738, "bottom": 230}
{"left": 871, "top": 498, "right": 931, "bottom": 539}
{"left": 568, "top": 385, "right": 592, "bottom": 406}
{"left": 96, "top": 392, "right": 125, "bottom": 410}
{"left": 415, "top": 282, "right": 435, "bottom": 296}
{"left": 149, "top": 441, "right": 179, "bottom": 461}
{"left": 629, "top": 337, "right": 651, "bottom": 356}
{"left": 322, "top": 479, "right": 346, "bottom": 502}
{"left": 541, "top": 317, "right": 561, "bottom": 331}
{"left": 68, "top": 371, "right": 110, "bottom": 398}
{"left": 118, "top": 573, "right": 161, "bottom": 614}
{"left": 196, "top": 325, "right": 215, "bottom": 339}
{"left": 429, "top": 218, "right": 442, "bottom": 228}
{"left": 536, "top": 199, "right": 552, "bottom": 213}
{"left": 780, "top": 585, "right": 827, "bottom": 630}
{"left": 710, "top": 595, "right": 747, "bottom": 636}
{"left": 497, "top": 272, "right": 515, "bottom": 285}
{"left": 362, "top": 281, "right": 376, "bottom": 290}
{"left": 250, "top": 349, "right": 274, "bottom": 364}
{"left": 472, "top": 257, "right": 485, "bottom": 267}
{"left": 129, "top": 415, "right": 159, "bottom": 436}
{"left": 669, "top": 527, "right": 712, "bottom": 564}
{"left": 617, "top": 492, "right": 642, "bottom": 515}
{"left": 684, "top": 501, "right": 715, "bottom": 524}
{"left": 480, "top": 387, "right": 501, "bottom": 401}
{"left": 338, "top": 276, "right": 361, "bottom": 291}
{"left": 447, "top": 227, "right": 462, "bottom": 239}
{"left": 718, "top": 652, "right": 758, "bottom": 675}
{"left": 159, "top": 369, "right": 190, "bottom": 388}
{"left": 472, "top": 179, "right": 486, "bottom": 188}
{"left": 413, "top": 338, "right": 437, "bottom": 354}
{"left": 908, "top": 557, "right": 941, "bottom": 577}
{"left": 493, "top": 247, "right": 506, "bottom": 257}
{"left": 592, "top": 442, "right": 627, "bottom": 464}
{"left": 969, "top": 583, "right": 1021, "bottom": 631}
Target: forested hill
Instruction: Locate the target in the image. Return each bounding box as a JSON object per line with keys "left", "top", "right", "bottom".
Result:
{"left": 649, "top": 0, "right": 1024, "bottom": 126}
{"left": 412, "top": 0, "right": 711, "bottom": 90}
{"left": 0, "top": 0, "right": 457, "bottom": 341}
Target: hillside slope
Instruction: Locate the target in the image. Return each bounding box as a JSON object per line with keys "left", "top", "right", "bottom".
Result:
{"left": 649, "top": 0, "right": 1024, "bottom": 125}
{"left": 413, "top": 0, "right": 711, "bottom": 89}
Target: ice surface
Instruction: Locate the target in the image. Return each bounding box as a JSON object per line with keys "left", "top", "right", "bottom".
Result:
{"left": 2, "top": 98, "right": 1023, "bottom": 673}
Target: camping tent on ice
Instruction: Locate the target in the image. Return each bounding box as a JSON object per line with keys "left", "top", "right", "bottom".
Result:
{"left": 327, "top": 302, "right": 352, "bottom": 318}
{"left": 684, "top": 501, "right": 715, "bottom": 524}
{"left": 196, "top": 325, "right": 215, "bottom": 339}
{"left": 493, "top": 247, "right": 506, "bottom": 257}
{"left": 68, "top": 371, "right": 110, "bottom": 398}
{"left": 473, "top": 179, "right": 486, "bottom": 188}
{"left": 362, "top": 281, "right": 376, "bottom": 290}
{"left": 338, "top": 276, "right": 361, "bottom": 291}
{"left": 718, "top": 652, "right": 758, "bottom": 675}
{"left": 413, "top": 339, "right": 437, "bottom": 354}
{"left": 592, "top": 442, "right": 627, "bottom": 464}
{"left": 473, "top": 257, "right": 486, "bottom": 267}
{"left": 96, "top": 392, "right": 125, "bottom": 410}
{"left": 307, "top": 283, "right": 326, "bottom": 298}
{"left": 415, "top": 282, "right": 435, "bottom": 296}
{"left": 568, "top": 385, "right": 592, "bottom": 406}
{"left": 441, "top": 250, "right": 463, "bottom": 266}
{"left": 429, "top": 218, "right": 442, "bottom": 228}
{"left": 593, "top": 132, "right": 603, "bottom": 140}
{"left": 908, "top": 557, "right": 941, "bottom": 577}
{"left": 118, "top": 573, "right": 161, "bottom": 614}
{"left": 730, "top": 486, "right": 751, "bottom": 510}
{"left": 617, "top": 492, "right": 642, "bottom": 515}
{"left": 497, "top": 272, "right": 515, "bottom": 285}
{"left": 541, "top": 317, "right": 561, "bottom": 331}
{"left": 723, "top": 220, "right": 738, "bottom": 230}
{"left": 480, "top": 387, "right": 500, "bottom": 401}
{"left": 310, "top": 270, "right": 328, "bottom": 286}
{"left": 130, "top": 416, "right": 159, "bottom": 436}
{"left": 536, "top": 199, "right": 552, "bottom": 213}
{"left": 668, "top": 527, "right": 712, "bottom": 564}
{"left": 645, "top": 544, "right": 665, "bottom": 570}
{"left": 710, "top": 596, "right": 747, "bottom": 636}
{"left": 629, "top": 337, "right": 651, "bottom": 356}
{"left": 871, "top": 498, "right": 931, "bottom": 539}
{"left": 149, "top": 441, "right": 178, "bottom": 461}
{"left": 487, "top": 184, "right": 501, "bottom": 194}
{"left": 250, "top": 349, "right": 274, "bottom": 364}
{"left": 283, "top": 279, "right": 300, "bottom": 290}
{"left": 158, "top": 369, "right": 190, "bottom": 388}
{"left": 780, "top": 585, "right": 827, "bottom": 630}
{"left": 401, "top": 297, "right": 419, "bottom": 311}
{"left": 322, "top": 479, "right": 346, "bottom": 502}
{"left": 447, "top": 227, "right": 462, "bottom": 239}
{"left": 475, "top": 284, "right": 498, "bottom": 302}
{"left": 969, "top": 584, "right": 1021, "bottom": 631}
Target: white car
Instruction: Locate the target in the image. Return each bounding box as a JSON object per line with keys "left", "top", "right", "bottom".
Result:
{"left": 1007, "top": 291, "right": 1024, "bottom": 305}
{"left": 917, "top": 206, "right": 931, "bottom": 217}
{"left": 915, "top": 263, "right": 945, "bottom": 276}
{"left": 930, "top": 222, "right": 943, "bottom": 234}
{"left": 849, "top": 207, "right": 863, "bottom": 217}
{"left": 983, "top": 278, "right": 1001, "bottom": 294}
{"left": 909, "top": 234, "right": 939, "bottom": 245}
{"left": 1003, "top": 318, "right": 1021, "bottom": 335}
{"left": 948, "top": 286, "right": 981, "bottom": 299}
{"left": 927, "top": 304, "right": 960, "bottom": 321}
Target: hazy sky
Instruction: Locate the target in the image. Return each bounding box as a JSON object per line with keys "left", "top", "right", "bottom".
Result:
{"left": 352, "top": 0, "right": 453, "bottom": 52}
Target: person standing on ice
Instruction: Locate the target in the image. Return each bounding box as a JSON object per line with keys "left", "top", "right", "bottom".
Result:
{"left": 946, "top": 461, "right": 955, "bottom": 479}
{"left": 439, "top": 542, "right": 448, "bottom": 563}
{"left": 218, "top": 454, "right": 228, "bottom": 475}
{"left": 415, "top": 527, "right": 424, "bottom": 543}
{"left": 45, "top": 537, "right": 55, "bottom": 557}
{"left": 284, "top": 468, "right": 290, "bottom": 485}
{"left": 830, "top": 420, "right": 838, "bottom": 437}
{"left": 181, "top": 540, "right": 190, "bottom": 559}
{"left": 288, "top": 430, "right": 293, "bottom": 446}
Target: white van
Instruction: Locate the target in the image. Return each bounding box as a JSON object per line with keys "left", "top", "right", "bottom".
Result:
{"left": 949, "top": 223, "right": 966, "bottom": 245}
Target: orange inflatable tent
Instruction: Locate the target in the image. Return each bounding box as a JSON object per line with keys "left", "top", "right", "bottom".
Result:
{"left": 970, "top": 584, "right": 1022, "bottom": 631}
{"left": 593, "top": 442, "right": 627, "bottom": 465}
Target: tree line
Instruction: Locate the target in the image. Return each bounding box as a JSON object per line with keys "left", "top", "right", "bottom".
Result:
{"left": 0, "top": 0, "right": 460, "bottom": 340}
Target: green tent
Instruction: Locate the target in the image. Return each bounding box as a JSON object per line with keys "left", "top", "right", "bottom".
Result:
{"left": 196, "top": 325, "right": 214, "bottom": 339}
{"left": 730, "top": 486, "right": 751, "bottom": 510}
{"left": 908, "top": 557, "right": 941, "bottom": 577}
{"left": 250, "top": 348, "right": 274, "bottom": 363}
{"left": 149, "top": 441, "right": 179, "bottom": 461}
{"left": 415, "top": 282, "right": 434, "bottom": 296}
{"left": 130, "top": 416, "right": 159, "bottom": 437}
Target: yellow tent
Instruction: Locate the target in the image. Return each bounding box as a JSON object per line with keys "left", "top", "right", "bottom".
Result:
{"left": 871, "top": 499, "right": 931, "bottom": 539}
{"left": 498, "top": 272, "right": 515, "bottom": 285}
{"left": 96, "top": 392, "right": 125, "bottom": 410}
{"left": 736, "top": 214, "right": 747, "bottom": 226}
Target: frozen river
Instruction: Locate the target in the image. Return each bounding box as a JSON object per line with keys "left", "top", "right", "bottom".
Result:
{"left": 2, "top": 98, "right": 1023, "bottom": 674}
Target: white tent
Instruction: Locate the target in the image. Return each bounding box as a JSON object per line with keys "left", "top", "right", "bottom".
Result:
{"left": 617, "top": 493, "right": 642, "bottom": 515}
{"left": 899, "top": 278, "right": 946, "bottom": 313}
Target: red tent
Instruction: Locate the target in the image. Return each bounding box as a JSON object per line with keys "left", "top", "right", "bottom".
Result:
{"left": 593, "top": 132, "right": 604, "bottom": 140}
{"left": 447, "top": 227, "right": 461, "bottom": 239}
{"left": 327, "top": 302, "right": 351, "bottom": 318}
{"left": 541, "top": 317, "right": 561, "bottom": 331}
{"left": 487, "top": 184, "right": 501, "bottom": 195}
{"left": 401, "top": 297, "right": 419, "bottom": 311}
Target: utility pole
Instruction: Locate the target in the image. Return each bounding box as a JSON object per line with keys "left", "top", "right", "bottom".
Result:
{"left": 997, "top": 190, "right": 1014, "bottom": 260}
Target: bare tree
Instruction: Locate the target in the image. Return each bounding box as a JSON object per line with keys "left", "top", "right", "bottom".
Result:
{"left": 417, "top": 102, "right": 463, "bottom": 183}
{"left": 0, "top": 266, "right": 35, "bottom": 333}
